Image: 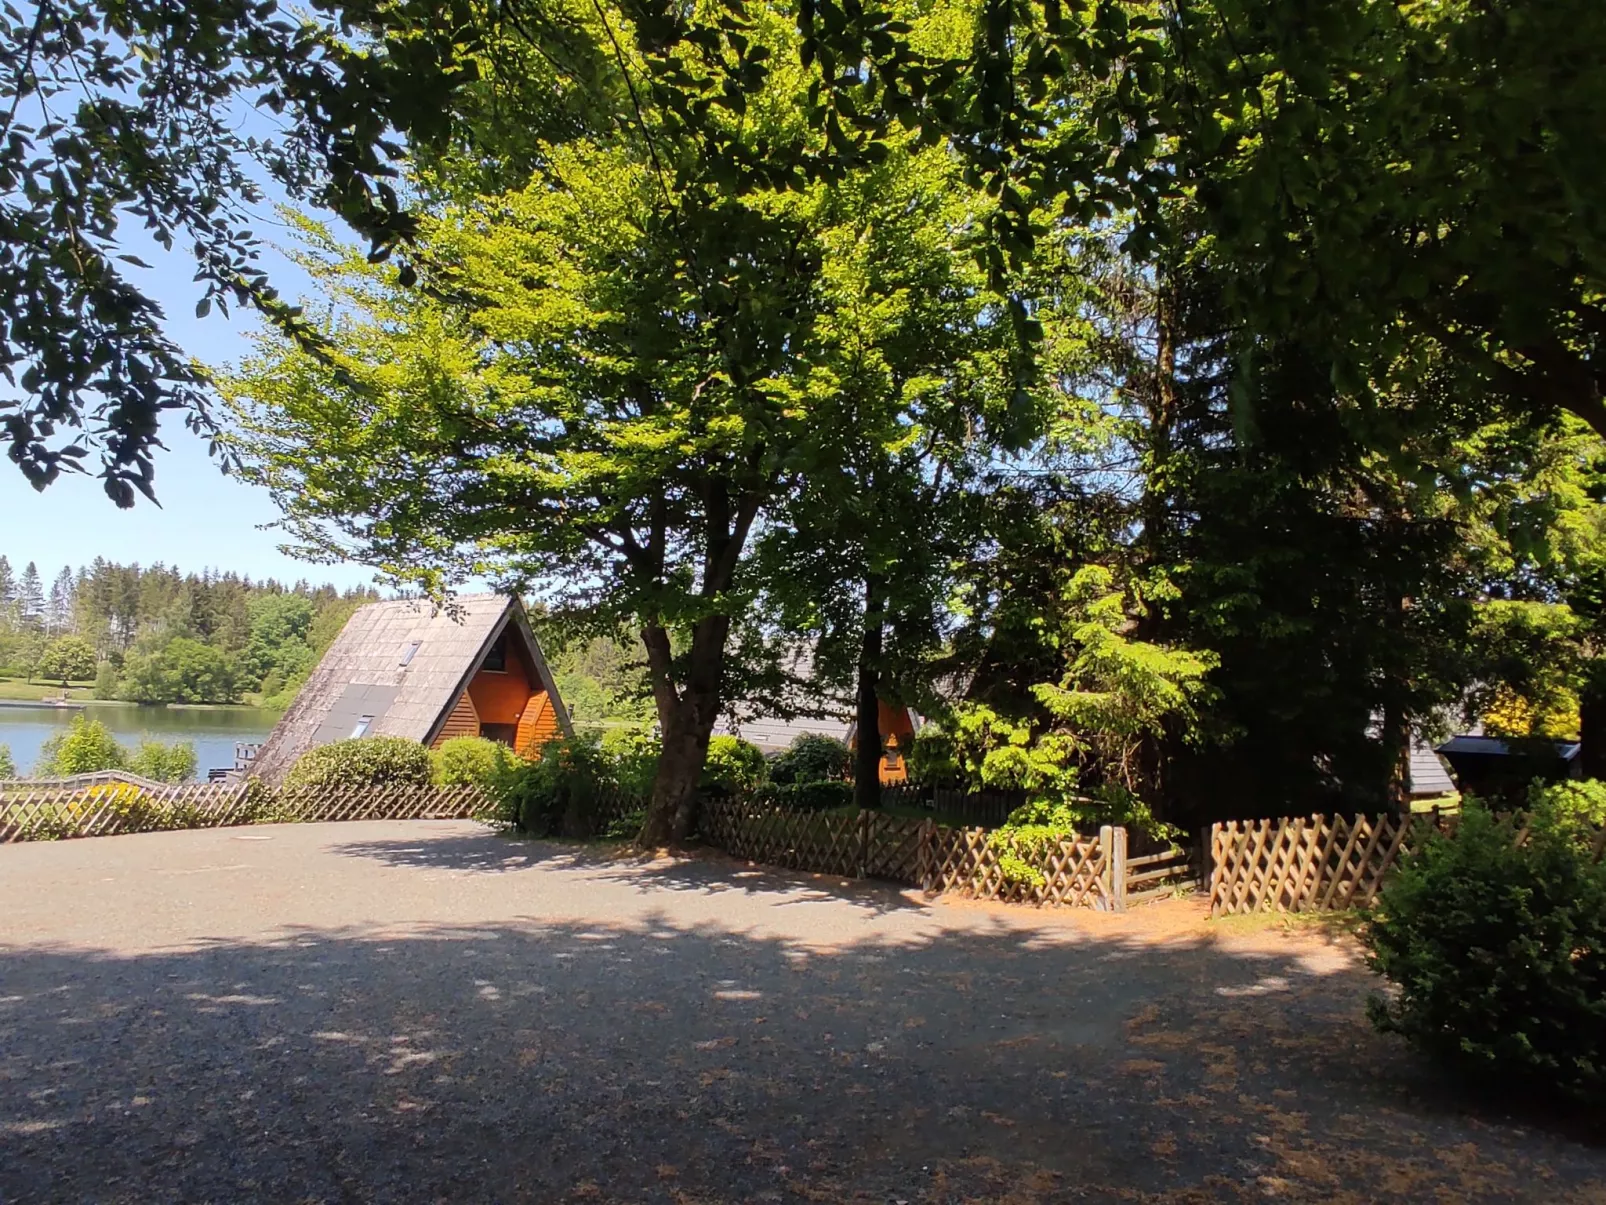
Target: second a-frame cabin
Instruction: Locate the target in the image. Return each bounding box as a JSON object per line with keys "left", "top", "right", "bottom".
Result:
{"left": 248, "top": 593, "right": 572, "bottom": 784}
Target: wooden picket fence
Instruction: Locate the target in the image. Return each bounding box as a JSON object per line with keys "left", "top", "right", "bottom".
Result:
{"left": 698, "top": 797, "right": 1172, "bottom": 909}
{"left": 1, "top": 771, "right": 1201, "bottom": 914}
{"left": 0, "top": 779, "right": 492, "bottom": 844}
{"left": 1208, "top": 812, "right": 1606, "bottom": 916}
{"left": 922, "top": 824, "right": 1117, "bottom": 907}
{"left": 698, "top": 797, "right": 928, "bottom": 882}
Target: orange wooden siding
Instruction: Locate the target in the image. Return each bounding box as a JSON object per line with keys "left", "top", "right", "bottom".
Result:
{"left": 847, "top": 702, "right": 918, "bottom": 784}
{"left": 431, "top": 691, "right": 480, "bottom": 748}
{"left": 515, "top": 692, "right": 562, "bottom": 758}
{"left": 466, "top": 658, "right": 533, "bottom": 725}
{"left": 427, "top": 628, "right": 568, "bottom": 756}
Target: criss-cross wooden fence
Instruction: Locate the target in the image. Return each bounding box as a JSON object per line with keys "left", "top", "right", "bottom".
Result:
{"left": 921, "top": 823, "right": 1117, "bottom": 907}
{"left": 698, "top": 798, "right": 931, "bottom": 882}
{"left": 0, "top": 779, "right": 492, "bottom": 843}
{"left": 1208, "top": 812, "right": 1606, "bottom": 916}
{"left": 697, "top": 797, "right": 1194, "bottom": 909}
{"left": 2, "top": 772, "right": 1205, "bottom": 912}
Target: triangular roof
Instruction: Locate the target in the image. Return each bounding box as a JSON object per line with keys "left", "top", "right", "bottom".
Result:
{"left": 250, "top": 593, "right": 570, "bottom": 783}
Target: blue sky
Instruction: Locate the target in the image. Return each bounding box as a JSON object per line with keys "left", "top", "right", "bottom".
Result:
{"left": 0, "top": 183, "right": 383, "bottom": 593}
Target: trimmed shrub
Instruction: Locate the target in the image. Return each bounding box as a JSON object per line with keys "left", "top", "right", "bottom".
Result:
{"left": 502, "top": 733, "right": 618, "bottom": 836}
{"left": 284, "top": 737, "right": 435, "bottom": 790}
{"left": 702, "top": 735, "right": 767, "bottom": 794}
{"left": 0, "top": 744, "right": 14, "bottom": 779}
{"left": 769, "top": 732, "right": 850, "bottom": 785}
{"left": 599, "top": 726, "right": 660, "bottom": 795}
{"left": 905, "top": 725, "right": 959, "bottom": 785}
{"left": 35, "top": 716, "right": 127, "bottom": 776}
{"left": 431, "top": 736, "right": 520, "bottom": 788}
{"left": 756, "top": 780, "right": 853, "bottom": 812}
{"left": 1365, "top": 799, "right": 1606, "bottom": 1104}
{"left": 128, "top": 740, "right": 198, "bottom": 784}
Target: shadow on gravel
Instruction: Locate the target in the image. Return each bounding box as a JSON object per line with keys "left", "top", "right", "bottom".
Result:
{"left": 329, "top": 830, "right": 621, "bottom": 875}
{"left": 586, "top": 853, "right": 928, "bottom": 915}
{"left": 332, "top": 831, "right": 928, "bottom": 915}
{"left": 2, "top": 910, "right": 1601, "bottom": 1204}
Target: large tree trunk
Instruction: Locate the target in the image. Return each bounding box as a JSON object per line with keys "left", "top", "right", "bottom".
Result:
{"left": 853, "top": 577, "right": 886, "bottom": 811}
{"left": 642, "top": 704, "right": 717, "bottom": 846}
{"left": 1380, "top": 695, "right": 1411, "bottom": 817}
{"left": 637, "top": 615, "right": 729, "bottom": 847}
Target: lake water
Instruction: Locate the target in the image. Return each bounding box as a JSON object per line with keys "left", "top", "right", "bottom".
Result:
{"left": 0, "top": 704, "right": 280, "bottom": 781}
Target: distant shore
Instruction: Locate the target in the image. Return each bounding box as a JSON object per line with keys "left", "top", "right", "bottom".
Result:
{"left": 0, "top": 680, "right": 282, "bottom": 714}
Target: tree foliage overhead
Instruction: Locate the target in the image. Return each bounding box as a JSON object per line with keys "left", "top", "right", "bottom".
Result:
{"left": 13, "top": 0, "right": 1606, "bottom": 838}
{"left": 221, "top": 0, "right": 1026, "bottom": 842}
{"left": 6, "top": 0, "right": 1606, "bottom": 508}
{"left": 0, "top": 0, "right": 467, "bottom": 502}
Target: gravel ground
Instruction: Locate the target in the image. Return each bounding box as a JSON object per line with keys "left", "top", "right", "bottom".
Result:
{"left": 0, "top": 821, "right": 1601, "bottom": 1204}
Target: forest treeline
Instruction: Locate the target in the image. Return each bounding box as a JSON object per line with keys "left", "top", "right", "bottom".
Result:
{"left": 0, "top": 554, "right": 653, "bottom": 721}
{"left": 0, "top": 557, "right": 377, "bottom": 706}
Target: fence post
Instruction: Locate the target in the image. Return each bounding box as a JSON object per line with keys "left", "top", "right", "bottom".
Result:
{"left": 1100, "top": 825, "right": 1128, "bottom": 911}
{"left": 918, "top": 818, "right": 933, "bottom": 893}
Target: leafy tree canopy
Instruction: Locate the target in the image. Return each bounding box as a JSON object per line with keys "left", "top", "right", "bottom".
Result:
{"left": 33, "top": 635, "right": 96, "bottom": 684}
{"left": 220, "top": 0, "right": 1025, "bottom": 842}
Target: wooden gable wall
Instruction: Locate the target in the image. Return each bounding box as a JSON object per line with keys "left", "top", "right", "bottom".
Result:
{"left": 431, "top": 691, "right": 480, "bottom": 748}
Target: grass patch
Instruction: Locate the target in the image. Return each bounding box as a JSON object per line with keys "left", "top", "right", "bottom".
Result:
{"left": 1208, "top": 908, "right": 1366, "bottom": 939}
{"left": 1410, "top": 793, "right": 1461, "bottom": 814}
{"left": 0, "top": 677, "right": 96, "bottom": 702}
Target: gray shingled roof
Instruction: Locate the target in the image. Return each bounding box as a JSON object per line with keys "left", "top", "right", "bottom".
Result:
{"left": 250, "top": 594, "right": 568, "bottom": 784}
{"left": 712, "top": 711, "right": 855, "bottom": 753}
{"left": 1407, "top": 740, "right": 1456, "bottom": 797}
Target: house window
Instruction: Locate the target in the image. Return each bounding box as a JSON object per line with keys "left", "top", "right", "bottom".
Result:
{"left": 480, "top": 722, "right": 517, "bottom": 747}
{"left": 481, "top": 634, "right": 507, "bottom": 673}
{"left": 399, "top": 641, "right": 422, "bottom": 667}
{"left": 351, "top": 715, "right": 375, "bottom": 738}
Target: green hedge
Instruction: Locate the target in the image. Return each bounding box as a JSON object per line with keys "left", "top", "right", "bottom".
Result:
{"left": 702, "top": 735, "right": 767, "bottom": 793}
{"left": 284, "top": 737, "right": 435, "bottom": 789}
{"left": 768, "top": 732, "right": 850, "bottom": 785}
{"left": 755, "top": 780, "right": 853, "bottom": 812}
{"left": 430, "top": 736, "right": 519, "bottom": 788}
{"left": 1365, "top": 798, "right": 1606, "bottom": 1104}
